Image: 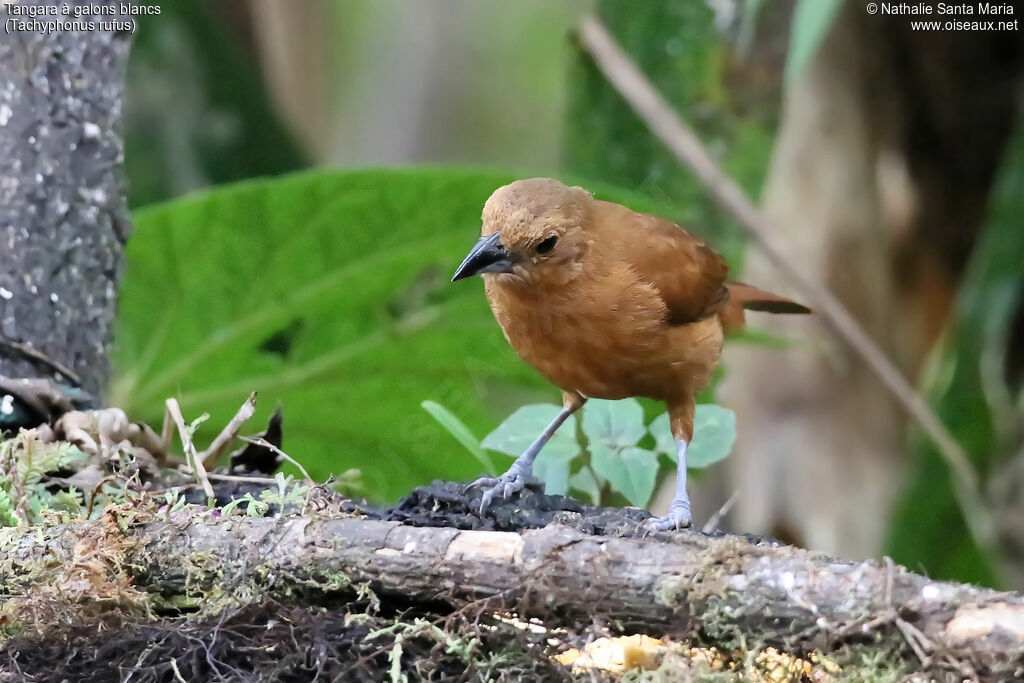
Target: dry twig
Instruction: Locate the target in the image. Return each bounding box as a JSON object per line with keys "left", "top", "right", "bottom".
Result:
{"left": 199, "top": 391, "right": 258, "bottom": 467}
{"left": 0, "top": 338, "right": 83, "bottom": 387}
{"left": 165, "top": 397, "right": 214, "bottom": 499}
{"left": 701, "top": 489, "right": 740, "bottom": 534}
{"left": 238, "top": 435, "right": 314, "bottom": 484}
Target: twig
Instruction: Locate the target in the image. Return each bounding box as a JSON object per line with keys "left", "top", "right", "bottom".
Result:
{"left": 576, "top": 15, "right": 994, "bottom": 553}
{"left": 205, "top": 472, "right": 280, "bottom": 485}
{"left": 168, "top": 658, "right": 188, "bottom": 683}
{"left": 895, "top": 616, "right": 934, "bottom": 669}
{"left": 702, "top": 489, "right": 740, "bottom": 534}
{"left": 199, "top": 391, "right": 257, "bottom": 468}
{"left": 165, "top": 398, "right": 214, "bottom": 499}
{"left": 0, "top": 337, "right": 82, "bottom": 387}
{"left": 883, "top": 556, "right": 895, "bottom": 606}
{"left": 160, "top": 402, "right": 174, "bottom": 453}
{"left": 883, "top": 556, "right": 933, "bottom": 668}
{"left": 239, "top": 435, "right": 314, "bottom": 484}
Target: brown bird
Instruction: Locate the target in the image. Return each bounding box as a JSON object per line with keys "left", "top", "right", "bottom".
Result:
{"left": 452, "top": 178, "right": 809, "bottom": 530}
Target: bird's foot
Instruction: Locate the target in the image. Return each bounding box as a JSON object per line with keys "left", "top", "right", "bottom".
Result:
{"left": 643, "top": 503, "right": 692, "bottom": 533}
{"left": 465, "top": 462, "right": 533, "bottom": 515}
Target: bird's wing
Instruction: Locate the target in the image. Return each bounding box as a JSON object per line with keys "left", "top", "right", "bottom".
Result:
{"left": 598, "top": 202, "right": 730, "bottom": 325}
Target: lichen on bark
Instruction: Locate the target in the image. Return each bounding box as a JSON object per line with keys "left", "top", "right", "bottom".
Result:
{"left": 0, "top": 2, "right": 134, "bottom": 398}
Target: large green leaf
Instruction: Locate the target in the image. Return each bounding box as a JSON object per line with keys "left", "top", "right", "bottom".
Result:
{"left": 113, "top": 168, "right": 675, "bottom": 502}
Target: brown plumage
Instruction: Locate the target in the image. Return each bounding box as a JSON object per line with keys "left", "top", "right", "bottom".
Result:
{"left": 452, "top": 178, "right": 809, "bottom": 528}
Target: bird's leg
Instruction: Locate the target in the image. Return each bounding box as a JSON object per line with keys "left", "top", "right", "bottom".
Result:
{"left": 468, "top": 402, "right": 580, "bottom": 515}
{"left": 645, "top": 439, "right": 692, "bottom": 531}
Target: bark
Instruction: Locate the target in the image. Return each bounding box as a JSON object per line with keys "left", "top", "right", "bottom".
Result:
{"left": 3, "top": 511, "right": 1023, "bottom": 679}
{"left": 0, "top": 1, "right": 134, "bottom": 399}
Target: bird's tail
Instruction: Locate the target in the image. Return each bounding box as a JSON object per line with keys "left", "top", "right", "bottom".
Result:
{"left": 719, "top": 282, "right": 811, "bottom": 332}
{"left": 728, "top": 282, "right": 811, "bottom": 314}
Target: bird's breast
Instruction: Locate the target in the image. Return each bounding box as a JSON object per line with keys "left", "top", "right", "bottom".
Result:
{"left": 485, "top": 277, "right": 689, "bottom": 400}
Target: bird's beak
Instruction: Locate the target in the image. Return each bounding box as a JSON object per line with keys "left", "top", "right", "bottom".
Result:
{"left": 451, "top": 232, "right": 515, "bottom": 282}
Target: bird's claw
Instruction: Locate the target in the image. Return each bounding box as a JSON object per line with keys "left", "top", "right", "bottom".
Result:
{"left": 469, "top": 470, "right": 528, "bottom": 516}
{"left": 463, "top": 476, "right": 499, "bottom": 493}
{"left": 643, "top": 506, "right": 692, "bottom": 534}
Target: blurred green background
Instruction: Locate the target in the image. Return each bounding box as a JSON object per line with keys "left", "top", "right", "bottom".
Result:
{"left": 112, "top": 0, "right": 1024, "bottom": 589}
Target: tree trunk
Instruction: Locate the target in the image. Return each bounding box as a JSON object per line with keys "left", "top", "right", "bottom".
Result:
{"left": 0, "top": 1, "right": 134, "bottom": 401}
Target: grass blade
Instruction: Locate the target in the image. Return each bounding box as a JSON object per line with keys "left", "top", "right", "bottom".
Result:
{"left": 421, "top": 401, "right": 497, "bottom": 475}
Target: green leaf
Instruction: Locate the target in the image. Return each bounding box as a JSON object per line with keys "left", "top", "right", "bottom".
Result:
{"left": 591, "top": 443, "right": 659, "bottom": 507}
{"left": 583, "top": 399, "right": 667, "bottom": 505}
{"left": 784, "top": 0, "right": 844, "bottom": 84}
{"left": 620, "top": 447, "right": 660, "bottom": 507}
{"left": 0, "top": 488, "right": 18, "bottom": 527}
{"left": 649, "top": 412, "right": 675, "bottom": 457}
{"left": 481, "top": 403, "right": 579, "bottom": 496}
{"left": 650, "top": 404, "right": 736, "bottom": 468}
{"left": 421, "top": 401, "right": 496, "bottom": 475}
{"left": 114, "top": 168, "right": 677, "bottom": 502}
{"left": 688, "top": 405, "right": 736, "bottom": 468}
{"left": 568, "top": 468, "right": 601, "bottom": 504}
{"left": 581, "top": 398, "right": 646, "bottom": 449}
{"left": 535, "top": 457, "right": 572, "bottom": 497}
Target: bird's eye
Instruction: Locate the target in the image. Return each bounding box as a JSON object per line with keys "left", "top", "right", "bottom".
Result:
{"left": 536, "top": 236, "right": 558, "bottom": 255}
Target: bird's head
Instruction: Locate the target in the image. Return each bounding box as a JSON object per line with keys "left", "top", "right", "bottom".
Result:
{"left": 451, "top": 178, "right": 593, "bottom": 288}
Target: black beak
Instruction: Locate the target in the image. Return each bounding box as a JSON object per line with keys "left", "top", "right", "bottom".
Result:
{"left": 451, "top": 232, "right": 515, "bottom": 282}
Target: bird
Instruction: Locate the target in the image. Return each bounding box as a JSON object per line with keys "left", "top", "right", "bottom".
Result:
{"left": 451, "top": 178, "right": 809, "bottom": 530}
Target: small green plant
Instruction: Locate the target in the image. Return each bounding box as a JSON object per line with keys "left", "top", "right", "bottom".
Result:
{"left": 218, "top": 474, "right": 309, "bottom": 518}
{"left": 259, "top": 472, "right": 310, "bottom": 508}
{"left": 221, "top": 493, "right": 270, "bottom": 518}
{"left": 425, "top": 398, "right": 735, "bottom": 508}
{"left": 0, "top": 430, "right": 89, "bottom": 526}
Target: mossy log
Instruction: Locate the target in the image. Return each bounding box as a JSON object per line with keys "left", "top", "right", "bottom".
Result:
{"left": 2, "top": 483, "right": 1023, "bottom": 679}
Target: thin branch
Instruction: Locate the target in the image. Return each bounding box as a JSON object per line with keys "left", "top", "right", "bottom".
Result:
{"left": 165, "top": 398, "right": 214, "bottom": 499}
{"left": 168, "top": 658, "right": 188, "bottom": 683}
{"left": 576, "top": 15, "right": 994, "bottom": 552}
{"left": 160, "top": 402, "right": 174, "bottom": 453}
{"left": 0, "top": 338, "right": 82, "bottom": 387}
{"left": 238, "top": 435, "right": 314, "bottom": 484}
{"left": 205, "top": 473, "right": 280, "bottom": 485}
{"left": 702, "top": 489, "right": 740, "bottom": 534}
{"left": 199, "top": 391, "right": 257, "bottom": 468}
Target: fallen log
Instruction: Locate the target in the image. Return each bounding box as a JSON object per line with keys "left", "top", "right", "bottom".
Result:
{"left": 2, "top": 483, "right": 1022, "bottom": 679}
